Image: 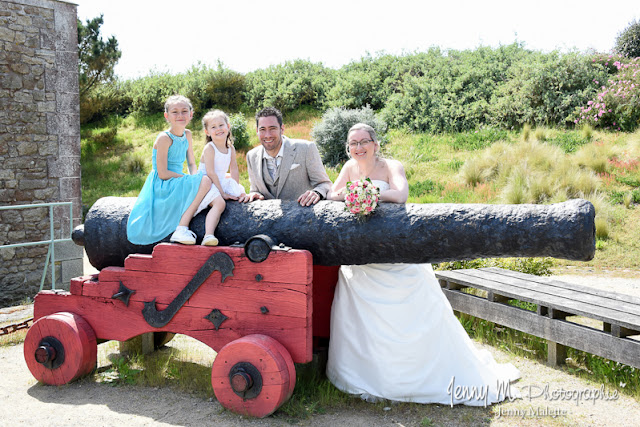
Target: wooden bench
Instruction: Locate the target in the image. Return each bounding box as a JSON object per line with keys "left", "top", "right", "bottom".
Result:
{"left": 434, "top": 267, "right": 640, "bottom": 369}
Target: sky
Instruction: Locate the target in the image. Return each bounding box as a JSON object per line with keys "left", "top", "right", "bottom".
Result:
{"left": 72, "top": 0, "right": 640, "bottom": 80}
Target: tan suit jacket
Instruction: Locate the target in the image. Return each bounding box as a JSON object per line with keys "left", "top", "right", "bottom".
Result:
{"left": 246, "top": 136, "right": 332, "bottom": 200}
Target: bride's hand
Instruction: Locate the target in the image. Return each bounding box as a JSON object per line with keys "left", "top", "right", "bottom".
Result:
{"left": 327, "top": 187, "right": 346, "bottom": 201}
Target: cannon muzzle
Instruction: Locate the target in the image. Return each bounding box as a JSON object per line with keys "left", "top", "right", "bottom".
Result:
{"left": 76, "top": 197, "right": 595, "bottom": 270}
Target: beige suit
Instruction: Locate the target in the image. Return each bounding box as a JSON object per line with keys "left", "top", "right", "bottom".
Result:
{"left": 246, "top": 136, "right": 332, "bottom": 200}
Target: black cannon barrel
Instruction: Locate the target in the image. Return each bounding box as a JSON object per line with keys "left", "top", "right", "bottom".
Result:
{"left": 74, "top": 197, "right": 595, "bottom": 270}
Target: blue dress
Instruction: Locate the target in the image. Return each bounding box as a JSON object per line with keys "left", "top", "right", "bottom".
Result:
{"left": 127, "top": 131, "right": 203, "bottom": 245}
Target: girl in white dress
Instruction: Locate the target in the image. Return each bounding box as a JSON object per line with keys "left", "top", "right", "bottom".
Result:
{"left": 197, "top": 110, "right": 246, "bottom": 246}
{"left": 326, "top": 123, "right": 520, "bottom": 406}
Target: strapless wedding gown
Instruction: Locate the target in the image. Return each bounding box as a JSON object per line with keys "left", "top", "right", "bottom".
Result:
{"left": 326, "top": 180, "right": 520, "bottom": 406}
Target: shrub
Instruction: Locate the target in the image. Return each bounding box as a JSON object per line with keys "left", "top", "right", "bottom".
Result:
{"left": 124, "top": 63, "right": 247, "bottom": 117}
{"left": 80, "top": 79, "right": 132, "bottom": 124}
{"left": 378, "top": 45, "right": 530, "bottom": 133}
{"left": 311, "top": 106, "right": 388, "bottom": 167}
{"left": 574, "top": 57, "right": 640, "bottom": 132}
{"left": 614, "top": 19, "right": 640, "bottom": 59}
{"left": 128, "top": 71, "right": 183, "bottom": 114}
{"left": 229, "top": 113, "right": 250, "bottom": 151}
{"left": 325, "top": 52, "right": 421, "bottom": 110}
{"left": 182, "top": 63, "right": 245, "bottom": 113}
{"left": 490, "top": 51, "right": 611, "bottom": 128}
{"left": 436, "top": 257, "right": 554, "bottom": 276}
{"left": 244, "top": 60, "right": 334, "bottom": 113}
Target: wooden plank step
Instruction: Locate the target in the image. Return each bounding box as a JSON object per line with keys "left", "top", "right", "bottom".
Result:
{"left": 483, "top": 267, "right": 640, "bottom": 306}
{"left": 468, "top": 268, "right": 640, "bottom": 318}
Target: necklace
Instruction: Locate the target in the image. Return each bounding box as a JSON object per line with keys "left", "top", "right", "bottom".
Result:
{"left": 357, "top": 157, "right": 379, "bottom": 179}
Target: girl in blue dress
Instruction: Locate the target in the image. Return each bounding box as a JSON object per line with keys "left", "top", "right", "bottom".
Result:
{"left": 127, "top": 95, "right": 214, "bottom": 245}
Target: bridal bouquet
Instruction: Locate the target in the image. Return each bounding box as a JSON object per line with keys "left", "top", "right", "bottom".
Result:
{"left": 344, "top": 178, "right": 380, "bottom": 219}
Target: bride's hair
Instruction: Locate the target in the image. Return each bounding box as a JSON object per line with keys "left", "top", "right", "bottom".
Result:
{"left": 345, "top": 123, "right": 381, "bottom": 158}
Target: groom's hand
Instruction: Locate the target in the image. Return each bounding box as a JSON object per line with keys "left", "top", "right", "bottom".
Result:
{"left": 238, "top": 192, "right": 264, "bottom": 203}
{"left": 298, "top": 190, "right": 321, "bottom": 206}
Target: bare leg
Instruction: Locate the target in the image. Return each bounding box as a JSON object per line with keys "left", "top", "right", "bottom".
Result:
{"left": 178, "top": 175, "right": 212, "bottom": 227}
{"left": 205, "top": 197, "right": 226, "bottom": 235}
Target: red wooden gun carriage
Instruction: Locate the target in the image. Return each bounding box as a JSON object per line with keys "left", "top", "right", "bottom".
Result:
{"left": 25, "top": 240, "right": 338, "bottom": 418}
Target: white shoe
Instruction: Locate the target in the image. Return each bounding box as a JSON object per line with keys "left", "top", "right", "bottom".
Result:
{"left": 170, "top": 227, "right": 196, "bottom": 245}
{"left": 201, "top": 234, "right": 219, "bottom": 246}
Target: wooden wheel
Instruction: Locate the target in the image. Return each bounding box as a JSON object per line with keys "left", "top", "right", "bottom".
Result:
{"left": 211, "top": 334, "right": 296, "bottom": 418}
{"left": 24, "top": 312, "right": 97, "bottom": 385}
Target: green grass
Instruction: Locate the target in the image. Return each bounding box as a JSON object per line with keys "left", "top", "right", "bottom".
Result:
{"left": 0, "top": 327, "right": 27, "bottom": 347}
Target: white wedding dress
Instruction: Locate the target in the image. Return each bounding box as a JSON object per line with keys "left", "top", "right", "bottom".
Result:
{"left": 326, "top": 180, "right": 520, "bottom": 406}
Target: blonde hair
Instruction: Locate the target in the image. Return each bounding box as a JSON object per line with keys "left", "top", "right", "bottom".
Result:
{"left": 164, "top": 95, "right": 193, "bottom": 112}
{"left": 202, "top": 109, "right": 233, "bottom": 148}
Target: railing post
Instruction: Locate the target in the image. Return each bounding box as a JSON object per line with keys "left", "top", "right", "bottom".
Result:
{"left": 50, "top": 204, "right": 56, "bottom": 290}
{"left": 0, "top": 202, "right": 74, "bottom": 293}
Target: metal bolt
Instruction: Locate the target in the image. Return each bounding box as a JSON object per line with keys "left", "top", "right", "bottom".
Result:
{"left": 230, "top": 370, "right": 253, "bottom": 393}
{"left": 35, "top": 344, "right": 56, "bottom": 364}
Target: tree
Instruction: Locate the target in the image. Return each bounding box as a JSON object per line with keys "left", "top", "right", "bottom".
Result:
{"left": 614, "top": 19, "right": 640, "bottom": 59}
{"left": 77, "top": 15, "right": 121, "bottom": 98}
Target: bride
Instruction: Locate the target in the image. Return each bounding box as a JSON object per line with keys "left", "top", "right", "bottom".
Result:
{"left": 326, "top": 123, "right": 520, "bottom": 406}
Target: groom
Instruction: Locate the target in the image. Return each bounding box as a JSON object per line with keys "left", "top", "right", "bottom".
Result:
{"left": 238, "top": 107, "right": 332, "bottom": 206}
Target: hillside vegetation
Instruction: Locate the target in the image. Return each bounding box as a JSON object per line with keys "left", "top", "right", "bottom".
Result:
{"left": 80, "top": 46, "right": 640, "bottom": 270}
{"left": 82, "top": 45, "right": 639, "bottom": 134}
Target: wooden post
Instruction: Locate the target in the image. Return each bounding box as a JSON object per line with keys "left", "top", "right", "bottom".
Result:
{"left": 547, "top": 308, "right": 568, "bottom": 367}
{"left": 119, "top": 333, "right": 154, "bottom": 355}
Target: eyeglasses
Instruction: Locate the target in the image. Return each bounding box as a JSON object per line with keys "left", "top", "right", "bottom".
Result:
{"left": 348, "top": 139, "right": 373, "bottom": 148}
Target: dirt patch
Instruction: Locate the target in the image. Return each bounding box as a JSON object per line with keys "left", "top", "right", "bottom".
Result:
{"left": 3, "top": 333, "right": 638, "bottom": 426}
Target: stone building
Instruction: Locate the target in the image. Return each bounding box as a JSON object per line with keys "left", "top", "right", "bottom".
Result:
{"left": 0, "top": 0, "right": 82, "bottom": 306}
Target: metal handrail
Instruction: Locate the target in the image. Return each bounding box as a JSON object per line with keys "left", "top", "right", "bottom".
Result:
{"left": 0, "top": 202, "right": 73, "bottom": 291}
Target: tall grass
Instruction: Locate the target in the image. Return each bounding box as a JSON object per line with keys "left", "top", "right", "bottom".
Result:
{"left": 461, "top": 139, "right": 600, "bottom": 204}
{"left": 573, "top": 141, "right": 617, "bottom": 173}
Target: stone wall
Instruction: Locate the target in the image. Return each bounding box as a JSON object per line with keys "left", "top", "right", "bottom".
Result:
{"left": 0, "top": 0, "right": 82, "bottom": 306}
